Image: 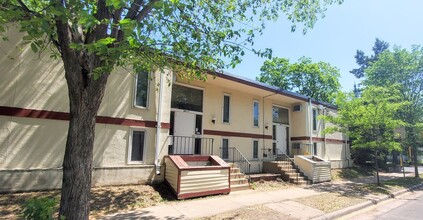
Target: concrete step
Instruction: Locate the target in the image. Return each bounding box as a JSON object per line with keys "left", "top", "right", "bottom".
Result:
{"left": 231, "top": 178, "right": 248, "bottom": 185}
{"left": 280, "top": 168, "right": 297, "bottom": 173}
{"left": 289, "top": 179, "right": 310, "bottom": 185}
{"left": 230, "top": 173, "right": 245, "bottom": 179}
{"left": 230, "top": 167, "right": 240, "bottom": 173}
{"left": 230, "top": 183, "right": 250, "bottom": 191}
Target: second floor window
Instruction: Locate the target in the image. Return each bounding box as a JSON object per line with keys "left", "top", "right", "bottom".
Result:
{"left": 253, "top": 101, "right": 259, "bottom": 127}
{"left": 312, "top": 108, "right": 318, "bottom": 131}
{"left": 223, "top": 94, "right": 230, "bottom": 123}
{"left": 134, "top": 71, "right": 149, "bottom": 108}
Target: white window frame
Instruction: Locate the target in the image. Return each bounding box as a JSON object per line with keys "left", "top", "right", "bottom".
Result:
{"left": 253, "top": 100, "right": 260, "bottom": 128}
{"left": 222, "top": 93, "right": 231, "bottom": 124}
{"left": 312, "top": 108, "right": 318, "bottom": 131}
{"left": 171, "top": 82, "right": 205, "bottom": 114}
{"left": 252, "top": 139, "right": 259, "bottom": 160}
{"left": 133, "top": 71, "right": 150, "bottom": 109}
{"left": 127, "top": 128, "right": 147, "bottom": 164}
{"left": 221, "top": 138, "right": 229, "bottom": 159}
{"left": 272, "top": 104, "right": 291, "bottom": 125}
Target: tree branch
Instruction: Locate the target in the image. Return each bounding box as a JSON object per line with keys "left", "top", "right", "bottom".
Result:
{"left": 135, "top": 0, "right": 159, "bottom": 23}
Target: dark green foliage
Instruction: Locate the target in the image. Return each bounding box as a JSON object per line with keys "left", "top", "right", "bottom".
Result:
{"left": 22, "top": 197, "right": 58, "bottom": 220}
{"left": 257, "top": 57, "right": 341, "bottom": 103}
{"left": 350, "top": 38, "right": 389, "bottom": 79}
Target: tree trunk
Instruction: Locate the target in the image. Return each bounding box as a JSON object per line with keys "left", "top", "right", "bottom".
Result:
{"left": 405, "top": 126, "right": 419, "bottom": 178}
{"left": 375, "top": 149, "right": 380, "bottom": 186}
{"left": 58, "top": 61, "right": 109, "bottom": 219}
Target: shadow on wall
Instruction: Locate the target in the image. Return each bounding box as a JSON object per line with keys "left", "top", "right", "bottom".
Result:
{"left": 0, "top": 27, "right": 119, "bottom": 191}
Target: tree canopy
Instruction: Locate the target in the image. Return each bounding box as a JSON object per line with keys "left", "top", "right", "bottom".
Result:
{"left": 324, "top": 86, "right": 405, "bottom": 185}
{"left": 364, "top": 46, "right": 423, "bottom": 177}
{"left": 350, "top": 38, "right": 389, "bottom": 79}
{"left": 0, "top": 0, "right": 344, "bottom": 219}
{"left": 257, "top": 57, "right": 341, "bottom": 103}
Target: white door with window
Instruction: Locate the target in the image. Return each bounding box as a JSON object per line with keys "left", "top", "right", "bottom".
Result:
{"left": 274, "top": 125, "right": 288, "bottom": 155}
{"left": 173, "top": 111, "right": 196, "bottom": 154}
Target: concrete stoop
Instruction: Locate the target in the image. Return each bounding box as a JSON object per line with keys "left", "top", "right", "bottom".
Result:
{"left": 227, "top": 163, "right": 250, "bottom": 191}
{"left": 263, "top": 161, "right": 311, "bottom": 185}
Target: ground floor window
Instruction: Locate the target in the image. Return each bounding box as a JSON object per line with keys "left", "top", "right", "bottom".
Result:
{"left": 222, "top": 138, "right": 229, "bottom": 159}
{"left": 253, "top": 140, "right": 259, "bottom": 159}
{"left": 129, "top": 129, "right": 146, "bottom": 163}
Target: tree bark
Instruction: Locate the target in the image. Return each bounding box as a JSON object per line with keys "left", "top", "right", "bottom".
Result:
{"left": 59, "top": 69, "right": 109, "bottom": 219}
{"left": 375, "top": 149, "right": 380, "bottom": 186}
{"left": 405, "top": 126, "right": 419, "bottom": 178}
{"left": 58, "top": 55, "right": 109, "bottom": 219}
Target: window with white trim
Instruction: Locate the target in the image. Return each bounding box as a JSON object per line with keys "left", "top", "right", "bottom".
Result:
{"left": 134, "top": 71, "right": 149, "bottom": 108}
{"left": 222, "top": 138, "right": 229, "bottom": 159}
{"left": 253, "top": 140, "right": 259, "bottom": 159}
{"left": 128, "top": 129, "right": 146, "bottom": 163}
{"left": 222, "top": 94, "right": 230, "bottom": 123}
{"left": 272, "top": 106, "right": 289, "bottom": 124}
{"left": 312, "top": 108, "right": 318, "bottom": 131}
{"left": 253, "top": 100, "right": 259, "bottom": 127}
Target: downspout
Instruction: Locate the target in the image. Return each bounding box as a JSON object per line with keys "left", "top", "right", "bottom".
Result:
{"left": 262, "top": 93, "right": 277, "bottom": 158}
{"left": 309, "top": 98, "right": 313, "bottom": 154}
{"left": 155, "top": 71, "right": 165, "bottom": 175}
{"left": 323, "top": 108, "right": 327, "bottom": 159}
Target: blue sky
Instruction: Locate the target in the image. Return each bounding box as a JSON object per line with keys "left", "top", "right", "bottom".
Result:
{"left": 226, "top": 0, "right": 423, "bottom": 91}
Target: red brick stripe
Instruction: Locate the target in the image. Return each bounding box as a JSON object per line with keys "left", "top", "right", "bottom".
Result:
{"left": 203, "top": 129, "right": 272, "bottom": 139}
{"left": 291, "top": 136, "right": 346, "bottom": 144}
{"left": 0, "top": 106, "right": 170, "bottom": 129}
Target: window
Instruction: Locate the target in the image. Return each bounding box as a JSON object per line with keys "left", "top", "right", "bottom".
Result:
{"left": 171, "top": 84, "right": 203, "bottom": 112}
{"left": 222, "top": 138, "right": 229, "bottom": 159}
{"left": 129, "top": 129, "right": 146, "bottom": 163}
{"left": 313, "top": 142, "right": 317, "bottom": 156}
{"left": 223, "top": 94, "right": 230, "bottom": 123}
{"left": 253, "top": 100, "right": 259, "bottom": 127}
{"left": 272, "top": 106, "right": 289, "bottom": 124}
{"left": 312, "top": 108, "right": 318, "bottom": 131}
{"left": 253, "top": 140, "right": 259, "bottom": 159}
{"left": 134, "top": 71, "right": 149, "bottom": 108}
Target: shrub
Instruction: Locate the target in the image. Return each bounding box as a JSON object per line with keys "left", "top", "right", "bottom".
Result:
{"left": 22, "top": 197, "right": 58, "bottom": 220}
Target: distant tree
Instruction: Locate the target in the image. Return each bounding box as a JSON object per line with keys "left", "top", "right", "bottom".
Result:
{"left": 353, "top": 82, "right": 360, "bottom": 98}
{"left": 351, "top": 38, "right": 389, "bottom": 79}
{"left": 0, "top": 0, "right": 344, "bottom": 219}
{"left": 364, "top": 46, "right": 423, "bottom": 178}
{"left": 257, "top": 57, "right": 341, "bottom": 103}
{"left": 324, "top": 86, "right": 405, "bottom": 186}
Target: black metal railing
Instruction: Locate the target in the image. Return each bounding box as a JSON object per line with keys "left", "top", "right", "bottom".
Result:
{"left": 220, "top": 147, "right": 251, "bottom": 181}
{"left": 278, "top": 152, "right": 301, "bottom": 184}
{"left": 168, "top": 136, "right": 214, "bottom": 155}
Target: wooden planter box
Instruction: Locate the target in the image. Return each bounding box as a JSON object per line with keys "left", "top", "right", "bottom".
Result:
{"left": 294, "top": 155, "right": 331, "bottom": 183}
{"left": 164, "top": 155, "right": 230, "bottom": 199}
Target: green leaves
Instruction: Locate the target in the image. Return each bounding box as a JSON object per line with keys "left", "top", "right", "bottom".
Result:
{"left": 324, "top": 86, "right": 406, "bottom": 153}
{"left": 257, "top": 56, "right": 340, "bottom": 103}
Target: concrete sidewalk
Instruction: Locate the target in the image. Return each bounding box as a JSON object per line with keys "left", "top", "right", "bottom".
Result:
{"left": 101, "top": 188, "right": 322, "bottom": 219}
{"left": 101, "top": 172, "right": 421, "bottom": 220}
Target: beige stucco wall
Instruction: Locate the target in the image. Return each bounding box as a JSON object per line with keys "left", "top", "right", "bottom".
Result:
{"left": 0, "top": 27, "right": 171, "bottom": 191}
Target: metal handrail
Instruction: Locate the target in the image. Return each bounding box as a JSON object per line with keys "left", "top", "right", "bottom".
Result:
{"left": 275, "top": 152, "right": 302, "bottom": 184}
{"left": 168, "top": 135, "right": 214, "bottom": 155}
{"left": 220, "top": 147, "right": 251, "bottom": 181}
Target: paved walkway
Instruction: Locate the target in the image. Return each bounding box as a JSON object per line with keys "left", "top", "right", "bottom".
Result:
{"left": 101, "top": 171, "right": 419, "bottom": 220}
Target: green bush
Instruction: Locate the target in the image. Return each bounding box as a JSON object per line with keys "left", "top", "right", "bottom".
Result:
{"left": 22, "top": 197, "right": 58, "bottom": 220}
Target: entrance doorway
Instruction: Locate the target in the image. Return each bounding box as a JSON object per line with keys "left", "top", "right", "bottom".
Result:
{"left": 273, "top": 125, "right": 289, "bottom": 155}
{"left": 173, "top": 111, "right": 196, "bottom": 154}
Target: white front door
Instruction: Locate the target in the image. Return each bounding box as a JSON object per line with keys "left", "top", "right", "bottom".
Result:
{"left": 274, "top": 125, "right": 288, "bottom": 155}
{"left": 173, "top": 111, "right": 196, "bottom": 154}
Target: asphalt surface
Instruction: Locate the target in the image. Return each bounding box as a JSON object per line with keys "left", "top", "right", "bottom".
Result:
{"left": 403, "top": 166, "right": 423, "bottom": 173}
{"left": 343, "top": 187, "right": 423, "bottom": 220}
